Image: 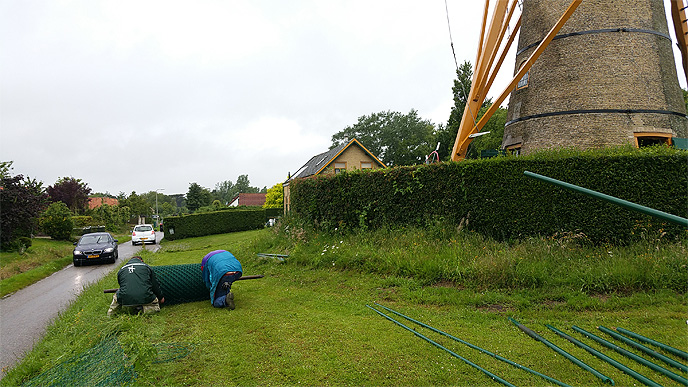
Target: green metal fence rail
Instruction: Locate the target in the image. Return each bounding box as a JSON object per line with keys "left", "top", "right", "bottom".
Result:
{"left": 508, "top": 317, "right": 613, "bottom": 385}
{"left": 615, "top": 327, "right": 688, "bottom": 361}
{"left": 366, "top": 305, "right": 516, "bottom": 387}
{"left": 547, "top": 325, "right": 662, "bottom": 387}
{"left": 523, "top": 171, "right": 688, "bottom": 227}
{"left": 598, "top": 326, "right": 688, "bottom": 373}
{"left": 572, "top": 325, "right": 688, "bottom": 385}
{"left": 373, "top": 304, "right": 572, "bottom": 387}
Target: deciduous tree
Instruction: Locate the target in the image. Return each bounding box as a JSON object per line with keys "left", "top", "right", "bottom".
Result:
{"left": 0, "top": 165, "right": 49, "bottom": 247}
{"left": 331, "top": 110, "right": 436, "bottom": 167}
{"left": 212, "top": 175, "right": 261, "bottom": 205}
{"left": 118, "top": 192, "right": 151, "bottom": 222}
{"left": 263, "top": 183, "right": 283, "bottom": 209}
{"left": 186, "top": 183, "right": 212, "bottom": 212}
{"left": 47, "top": 177, "right": 91, "bottom": 214}
{"left": 436, "top": 60, "right": 508, "bottom": 160}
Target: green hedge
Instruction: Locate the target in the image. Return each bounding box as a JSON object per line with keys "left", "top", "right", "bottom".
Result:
{"left": 163, "top": 208, "right": 266, "bottom": 241}
{"left": 265, "top": 207, "right": 283, "bottom": 219}
{"left": 290, "top": 146, "right": 688, "bottom": 244}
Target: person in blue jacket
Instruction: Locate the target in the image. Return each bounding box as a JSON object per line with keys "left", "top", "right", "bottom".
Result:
{"left": 201, "top": 250, "right": 243, "bottom": 309}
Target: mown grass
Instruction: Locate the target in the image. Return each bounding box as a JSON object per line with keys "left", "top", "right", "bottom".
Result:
{"left": 1, "top": 226, "right": 686, "bottom": 386}
{"left": 0, "top": 235, "right": 132, "bottom": 297}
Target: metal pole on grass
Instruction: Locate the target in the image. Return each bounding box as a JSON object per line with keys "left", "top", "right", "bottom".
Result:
{"left": 507, "top": 317, "right": 613, "bottom": 385}
{"left": 598, "top": 326, "right": 688, "bottom": 372}
{"left": 523, "top": 171, "right": 688, "bottom": 227}
{"left": 366, "top": 305, "right": 516, "bottom": 387}
{"left": 615, "top": 327, "right": 688, "bottom": 361}
{"left": 546, "top": 325, "right": 662, "bottom": 387}
{"left": 572, "top": 326, "right": 688, "bottom": 385}
{"left": 373, "top": 303, "right": 572, "bottom": 387}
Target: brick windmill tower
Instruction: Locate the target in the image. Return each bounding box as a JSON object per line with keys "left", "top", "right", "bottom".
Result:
{"left": 450, "top": 0, "right": 688, "bottom": 160}
{"left": 502, "top": 0, "right": 688, "bottom": 154}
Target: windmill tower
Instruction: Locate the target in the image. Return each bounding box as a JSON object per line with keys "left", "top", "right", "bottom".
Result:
{"left": 450, "top": 0, "right": 688, "bottom": 161}
{"left": 501, "top": 0, "right": 688, "bottom": 154}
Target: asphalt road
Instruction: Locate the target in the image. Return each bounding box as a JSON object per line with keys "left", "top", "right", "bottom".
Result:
{"left": 0, "top": 233, "right": 163, "bottom": 378}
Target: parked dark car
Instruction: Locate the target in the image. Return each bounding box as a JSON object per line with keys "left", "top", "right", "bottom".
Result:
{"left": 73, "top": 232, "right": 119, "bottom": 266}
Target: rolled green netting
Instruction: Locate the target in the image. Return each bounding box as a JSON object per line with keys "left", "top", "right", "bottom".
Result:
{"left": 152, "top": 263, "right": 208, "bottom": 305}
{"left": 22, "top": 335, "right": 137, "bottom": 387}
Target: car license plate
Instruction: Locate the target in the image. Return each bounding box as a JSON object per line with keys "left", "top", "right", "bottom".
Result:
{"left": 141, "top": 237, "right": 147, "bottom": 240}
{"left": 88, "top": 254, "right": 100, "bottom": 259}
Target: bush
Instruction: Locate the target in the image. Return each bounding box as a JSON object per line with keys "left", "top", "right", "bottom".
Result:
{"left": 0, "top": 236, "right": 33, "bottom": 253}
{"left": 71, "top": 216, "right": 95, "bottom": 228}
{"left": 41, "top": 202, "right": 75, "bottom": 241}
{"left": 290, "top": 146, "right": 688, "bottom": 245}
{"left": 164, "top": 208, "right": 266, "bottom": 241}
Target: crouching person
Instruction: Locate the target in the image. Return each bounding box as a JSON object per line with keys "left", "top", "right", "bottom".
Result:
{"left": 201, "top": 250, "right": 242, "bottom": 310}
{"left": 108, "top": 256, "right": 165, "bottom": 316}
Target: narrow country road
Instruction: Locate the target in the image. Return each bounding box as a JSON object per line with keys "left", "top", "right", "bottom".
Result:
{"left": 0, "top": 233, "right": 163, "bottom": 378}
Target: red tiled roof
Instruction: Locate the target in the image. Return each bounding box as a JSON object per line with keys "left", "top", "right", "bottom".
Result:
{"left": 88, "top": 197, "right": 119, "bottom": 209}
{"left": 229, "top": 193, "right": 266, "bottom": 207}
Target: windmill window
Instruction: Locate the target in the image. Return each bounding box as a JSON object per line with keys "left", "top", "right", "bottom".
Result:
{"left": 516, "top": 60, "right": 529, "bottom": 90}
{"left": 634, "top": 133, "right": 672, "bottom": 148}
{"left": 505, "top": 143, "right": 522, "bottom": 156}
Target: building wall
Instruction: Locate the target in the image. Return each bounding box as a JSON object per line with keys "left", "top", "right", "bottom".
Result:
{"left": 503, "top": 0, "right": 688, "bottom": 154}
{"left": 283, "top": 184, "right": 291, "bottom": 214}
{"left": 283, "top": 143, "right": 384, "bottom": 215}
{"left": 321, "top": 145, "right": 383, "bottom": 175}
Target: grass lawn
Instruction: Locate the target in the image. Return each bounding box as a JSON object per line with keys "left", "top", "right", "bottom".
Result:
{"left": 2, "top": 228, "right": 686, "bottom": 386}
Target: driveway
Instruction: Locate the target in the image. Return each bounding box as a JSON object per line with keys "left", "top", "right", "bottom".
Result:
{"left": 0, "top": 233, "right": 163, "bottom": 377}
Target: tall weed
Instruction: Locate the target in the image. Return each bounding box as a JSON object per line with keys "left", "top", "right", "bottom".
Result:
{"left": 265, "top": 219, "right": 687, "bottom": 294}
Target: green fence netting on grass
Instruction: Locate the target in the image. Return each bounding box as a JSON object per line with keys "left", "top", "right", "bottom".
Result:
{"left": 22, "top": 335, "right": 137, "bottom": 387}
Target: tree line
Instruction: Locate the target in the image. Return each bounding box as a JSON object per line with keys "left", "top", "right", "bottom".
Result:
{"left": 330, "top": 61, "right": 506, "bottom": 165}
{"left": 1, "top": 60, "right": 491, "bottom": 250}
{"left": 0, "top": 162, "right": 278, "bottom": 250}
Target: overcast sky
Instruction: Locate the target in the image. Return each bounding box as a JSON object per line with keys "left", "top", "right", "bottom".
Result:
{"left": 1, "top": 1, "right": 685, "bottom": 196}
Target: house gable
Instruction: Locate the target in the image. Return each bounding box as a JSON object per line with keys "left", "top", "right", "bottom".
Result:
{"left": 286, "top": 138, "right": 385, "bottom": 183}
{"left": 228, "top": 193, "right": 266, "bottom": 207}
{"left": 283, "top": 138, "right": 385, "bottom": 214}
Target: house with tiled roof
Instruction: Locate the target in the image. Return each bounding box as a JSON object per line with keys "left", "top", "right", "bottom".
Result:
{"left": 283, "top": 138, "right": 386, "bottom": 213}
{"left": 88, "top": 197, "right": 119, "bottom": 210}
{"left": 228, "top": 193, "right": 266, "bottom": 207}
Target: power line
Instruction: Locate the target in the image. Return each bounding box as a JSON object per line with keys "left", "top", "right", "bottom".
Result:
{"left": 444, "top": 0, "right": 460, "bottom": 73}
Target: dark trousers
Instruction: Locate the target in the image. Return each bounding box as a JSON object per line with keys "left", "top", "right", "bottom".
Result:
{"left": 213, "top": 272, "right": 242, "bottom": 307}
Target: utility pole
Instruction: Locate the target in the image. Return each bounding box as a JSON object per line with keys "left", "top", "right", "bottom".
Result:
{"left": 156, "top": 188, "right": 164, "bottom": 229}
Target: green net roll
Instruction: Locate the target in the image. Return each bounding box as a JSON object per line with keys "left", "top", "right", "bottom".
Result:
{"left": 152, "top": 263, "right": 208, "bottom": 305}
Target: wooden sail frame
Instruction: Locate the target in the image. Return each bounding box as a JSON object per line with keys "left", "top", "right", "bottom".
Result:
{"left": 451, "top": 0, "right": 582, "bottom": 161}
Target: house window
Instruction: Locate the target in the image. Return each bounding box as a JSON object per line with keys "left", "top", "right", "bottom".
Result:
{"left": 634, "top": 132, "right": 672, "bottom": 148}
{"left": 334, "top": 162, "right": 346, "bottom": 174}
{"left": 361, "top": 162, "right": 372, "bottom": 170}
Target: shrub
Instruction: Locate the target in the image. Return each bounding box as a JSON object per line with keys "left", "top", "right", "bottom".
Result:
{"left": 0, "top": 236, "right": 33, "bottom": 253}
{"left": 164, "top": 208, "right": 266, "bottom": 241}
{"left": 290, "top": 146, "right": 688, "bottom": 245}
{"left": 41, "top": 202, "right": 75, "bottom": 241}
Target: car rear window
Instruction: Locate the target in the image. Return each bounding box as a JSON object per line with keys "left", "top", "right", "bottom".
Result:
{"left": 135, "top": 226, "right": 153, "bottom": 232}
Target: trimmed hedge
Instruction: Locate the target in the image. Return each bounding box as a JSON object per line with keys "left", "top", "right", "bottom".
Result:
{"left": 163, "top": 208, "right": 266, "bottom": 241}
{"left": 290, "top": 146, "right": 688, "bottom": 245}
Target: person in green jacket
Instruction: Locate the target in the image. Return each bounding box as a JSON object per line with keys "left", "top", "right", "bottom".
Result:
{"left": 107, "top": 256, "right": 165, "bottom": 316}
